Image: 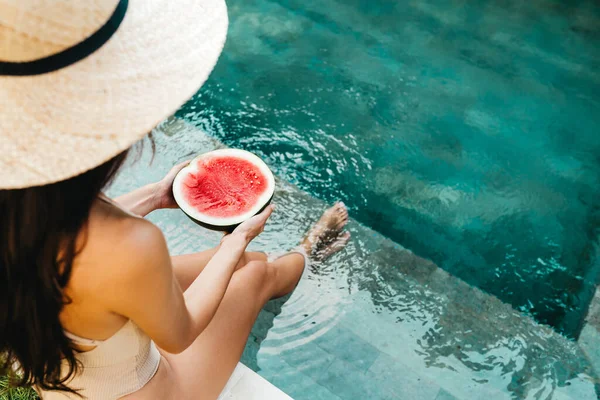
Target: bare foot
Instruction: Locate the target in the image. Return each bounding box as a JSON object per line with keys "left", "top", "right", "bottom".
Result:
{"left": 317, "top": 231, "right": 351, "bottom": 260}
{"left": 301, "top": 202, "right": 350, "bottom": 260}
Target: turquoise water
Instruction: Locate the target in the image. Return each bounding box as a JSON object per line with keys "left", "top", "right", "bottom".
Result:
{"left": 106, "top": 0, "right": 600, "bottom": 398}
{"left": 178, "top": 0, "right": 600, "bottom": 338}
{"left": 112, "top": 123, "right": 599, "bottom": 400}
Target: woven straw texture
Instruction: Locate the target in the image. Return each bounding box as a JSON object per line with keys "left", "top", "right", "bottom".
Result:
{"left": 0, "top": 0, "right": 228, "bottom": 188}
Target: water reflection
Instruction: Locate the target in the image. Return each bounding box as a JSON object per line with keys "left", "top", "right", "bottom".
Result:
{"left": 111, "top": 124, "right": 599, "bottom": 399}
{"left": 177, "top": 0, "right": 600, "bottom": 337}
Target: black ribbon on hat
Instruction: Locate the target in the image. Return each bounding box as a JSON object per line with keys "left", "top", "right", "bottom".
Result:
{"left": 0, "top": 0, "right": 128, "bottom": 76}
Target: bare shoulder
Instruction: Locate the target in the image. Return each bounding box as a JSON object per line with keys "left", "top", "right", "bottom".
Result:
{"left": 107, "top": 216, "right": 167, "bottom": 270}
{"left": 73, "top": 200, "right": 170, "bottom": 295}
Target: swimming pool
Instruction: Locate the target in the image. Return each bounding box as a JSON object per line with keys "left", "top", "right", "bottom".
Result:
{"left": 113, "top": 119, "right": 598, "bottom": 399}
{"left": 177, "top": 0, "right": 600, "bottom": 338}
{"left": 112, "top": 0, "right": 600, "bottom": 398}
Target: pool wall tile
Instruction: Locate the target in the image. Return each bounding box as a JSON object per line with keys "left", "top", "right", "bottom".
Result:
{"left": 270, "top": 371, "right": 342, "bottom": 400}
{"left": 277, "top": 341, "right": 336, "bottom": 381}
{"left": 258, "top": 353, "right": 342, "bottom": 400}
{"left": 366, "top": 353, "right": 441, "bottom": 400}
{"left": 317, "top": 358, "right": 399, "bottom": 400}
{"left": 311, "top": 325, "right": 381, "bottom": 372}
{"left": 434, "top": 389, "right": 459, "bottom": 400}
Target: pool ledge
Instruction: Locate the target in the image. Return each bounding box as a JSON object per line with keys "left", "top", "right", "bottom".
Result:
{"left": 218, "top": 363, "right": 293, "bottom": 400}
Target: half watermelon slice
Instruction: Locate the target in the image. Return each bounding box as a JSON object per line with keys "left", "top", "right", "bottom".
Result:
{"left": 172, "top": 149, "right": 275, "bottom": 232}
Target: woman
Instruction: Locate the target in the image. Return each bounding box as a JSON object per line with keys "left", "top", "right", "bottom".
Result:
{"left": 0, "top": 0, "right": 349, "bottom": 399}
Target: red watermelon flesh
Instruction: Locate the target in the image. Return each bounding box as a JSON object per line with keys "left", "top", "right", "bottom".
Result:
{"left": 180, "top": 156, "right": 270, "bottom": 218}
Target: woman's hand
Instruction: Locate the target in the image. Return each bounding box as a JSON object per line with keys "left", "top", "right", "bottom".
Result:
{"left": 228, "top": 205, "right": 275, "bottom": 243}
{"left": 152, "top": 160, "right": 190, "bottom": 210}
{"left": 114, "top": 160, "right": 189, "bottom": 216}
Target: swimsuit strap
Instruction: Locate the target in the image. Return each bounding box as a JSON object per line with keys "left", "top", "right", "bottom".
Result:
{"left": 64, "top": 330, "right": 104, "bottom": 347}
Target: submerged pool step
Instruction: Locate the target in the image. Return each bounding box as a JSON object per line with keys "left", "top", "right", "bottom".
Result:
{"left": 252, "top": 187, "right": 599, "bottom": 400}
{"left": 111, "top": 117, "right": 599, "bottom": 400}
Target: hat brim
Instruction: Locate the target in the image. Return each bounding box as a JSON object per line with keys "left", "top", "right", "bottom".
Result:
{"left": 0, "top": 0, "right": 228, "bottom": 189}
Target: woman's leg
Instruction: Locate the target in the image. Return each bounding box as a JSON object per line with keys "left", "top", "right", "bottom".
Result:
{"left": 162, "top": 203, "right": 350, "bottom": 399}
{"left": 172, "top": 249, "right": 267, "bottom": 291}
{"left": 164, "top": 254, "right": 305, "bottom": 399}
{"left": 172, "top": 199, "right": 350, "bottom": 291}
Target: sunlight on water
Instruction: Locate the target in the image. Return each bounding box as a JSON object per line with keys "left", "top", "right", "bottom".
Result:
{"left": 178, "top": 0, "right": 600, "bottom": 338}
{"left": 114, "top": 0, "right": 600, "bottom": 398}
{"left": 110, "top": 120, "right": 598, "bottom": 399}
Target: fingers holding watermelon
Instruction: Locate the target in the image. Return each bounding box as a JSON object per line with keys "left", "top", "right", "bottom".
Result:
{"left": 231, "top": 204, "right": 275, "bottom": 243}
{"left": 153, "top": 160, "right": 191, "bottom": 209}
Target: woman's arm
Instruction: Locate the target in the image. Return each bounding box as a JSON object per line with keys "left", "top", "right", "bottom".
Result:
{"left": 102, "top": 206, "right": 273, "bottom": 354}
{"left": 180, "top": 233, "right": 249, "bottom": 343}
{"left": 113, "top": 183, "right": 161, "bottom": 217}
{"left": 113, "top": 160, "right": 189, "bottom": 216}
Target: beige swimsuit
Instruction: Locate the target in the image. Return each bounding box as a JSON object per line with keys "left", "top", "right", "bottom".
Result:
{"left": 37, "top": 320, "right": 160, "bottom": 399}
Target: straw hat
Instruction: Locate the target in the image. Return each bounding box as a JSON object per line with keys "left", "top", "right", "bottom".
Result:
{"left": 0, "top": 0, "right": 228, "bottom": 189}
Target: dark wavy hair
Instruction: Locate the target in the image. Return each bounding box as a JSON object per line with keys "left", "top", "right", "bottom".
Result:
{"left": 0, "top": 151, "right": 129, "bottom": 395}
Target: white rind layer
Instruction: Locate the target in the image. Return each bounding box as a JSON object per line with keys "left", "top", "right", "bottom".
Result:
{"left": 173, "top": 149, "right": 275, "bottom": 227}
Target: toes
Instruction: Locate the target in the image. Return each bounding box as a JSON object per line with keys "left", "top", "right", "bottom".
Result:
{"left": 332, "top": 230, "right": 350, "bottom": 245}
{"left": 328, "top": 201, "right": 347, "bottom": 211}
{"left": 333, "top": 201, "right": 349, "bottom": 223}
{"left": 338, "top": 212, "right": 349, "bottom": 228}
{"left": 316, "top": 231, "right": 351, "bottom": 260}
{"left": 337, "top": 231, "right": 351, "bottom": 245}
{"left": 330, "top": 232, "right": 351, "bottom": 252}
